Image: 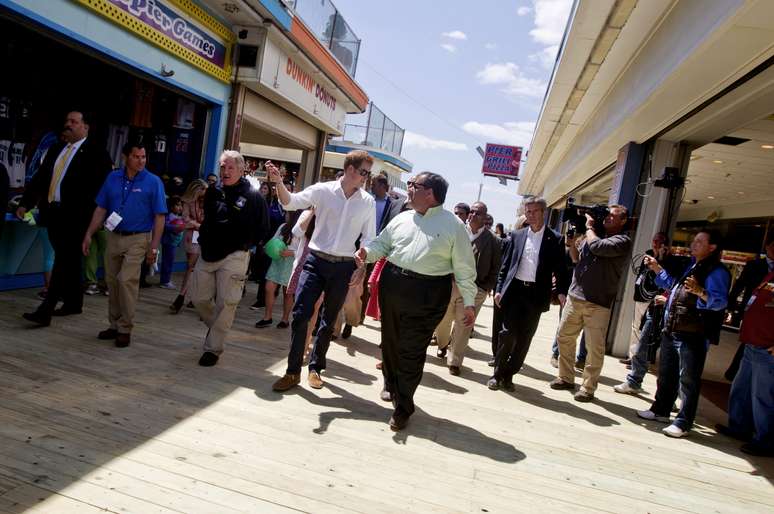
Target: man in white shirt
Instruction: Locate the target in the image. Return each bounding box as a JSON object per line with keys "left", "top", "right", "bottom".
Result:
{"left": 489, "top": 197, "right": 569, "bottom": 390}
{"left": 269, "top": 150, "right": 376, "bottom": 391}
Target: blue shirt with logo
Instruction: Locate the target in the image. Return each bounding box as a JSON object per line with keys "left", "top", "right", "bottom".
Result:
{"left": 96, "top": 168, "right": 167, "bottom": 232}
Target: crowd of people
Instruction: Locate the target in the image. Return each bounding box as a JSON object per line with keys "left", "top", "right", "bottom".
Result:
{"left": 12, "top": 110, "right": 773, "bottom": 455}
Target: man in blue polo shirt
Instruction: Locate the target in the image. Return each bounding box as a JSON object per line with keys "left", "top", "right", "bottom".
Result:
{"left": 82, "top": 141, "right": 166, "bottom": 347}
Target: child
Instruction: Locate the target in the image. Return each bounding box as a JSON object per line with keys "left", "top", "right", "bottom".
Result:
{"left": 256, "top": 210, "right": 302, "bottom": 328}
{"left": 159, "top": 196, "right": 185, "bottom": 289}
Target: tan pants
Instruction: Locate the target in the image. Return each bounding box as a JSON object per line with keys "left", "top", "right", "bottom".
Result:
{"left": 556, "top": 295, "right": 611, "bottom": 394}
{"left": 191, "top": 251, "right": 250, "bottom": 355}
{"left": 105, "top": 232, "right": 150, "bottom": 334}
{"left": 629, "top": 301, "right": 649, "bottom": 358}
{"left": 435, "top": 284, "right": 488, "bottom": 367}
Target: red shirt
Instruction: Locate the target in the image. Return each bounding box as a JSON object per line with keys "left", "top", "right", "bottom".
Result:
{"left": 739, "top": 270, "right": 774, "bottom": 348}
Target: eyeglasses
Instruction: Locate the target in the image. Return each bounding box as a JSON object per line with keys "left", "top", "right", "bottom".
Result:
{"left": 357, "top": 168, "right": 371, "bottom": 177}
{"left": 407, "top": 181, "right": 429, "bottom": 190}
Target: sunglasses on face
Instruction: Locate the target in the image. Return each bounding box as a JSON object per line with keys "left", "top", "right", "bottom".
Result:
{"left": 407, "top": 181, "right": 429, "bottom": 190}
{"left": 357, "top": 168, "right": 371, "bottom": 177}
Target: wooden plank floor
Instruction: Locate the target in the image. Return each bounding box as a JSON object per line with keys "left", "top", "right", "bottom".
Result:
{"left": 0, "top": 275, "right": 772, "bottom": 513}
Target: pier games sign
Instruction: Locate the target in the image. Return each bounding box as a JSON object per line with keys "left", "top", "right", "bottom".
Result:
{"left": 76, "top": 0, "right": 234, "bottom": 82}
{"left": 481, "top": 143, "right": 522, "bottom": 179}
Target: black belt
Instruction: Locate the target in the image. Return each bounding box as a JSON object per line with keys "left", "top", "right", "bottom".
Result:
{"left": 310, "top": 249, "right": 355, "bottom": 263}
{"left": 386, "top": 262, "right": 452, "bottom": 281}
{"left": 514, "top": 279, "right": 535, "bottom": 287}
{"left": 113, "top": 230, "right": 149, "bottom": 236}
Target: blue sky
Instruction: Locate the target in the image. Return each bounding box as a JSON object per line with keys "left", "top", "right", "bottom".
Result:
{"left": 332, "top": 0, "right": 573, "bottom": 227}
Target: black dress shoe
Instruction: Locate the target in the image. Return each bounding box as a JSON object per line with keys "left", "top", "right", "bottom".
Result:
{"left": 740, "top": 442, "right": 774, "bottom": 457}
{"left": 115, "top": 333, "right": 131, "bottom": 348}
{"left": 98, "top": 328, "right": 119, "bottom": 340}
{"left": 342, "top": 324, "right": 352, "bottom": 339}
{"left": 436, "top": 346, "right": 447, "bottom": 359}
{"left": 170, "top": 294, "right": 185, "bottom": 314}
{"left": 502, "top": 381, "right": 516, "bottom": 392}
{"left": 715, "top": 424, "right": 751, "bottom": 442}
{"left": 487, "top": 358, "right": 496, "bottom": 367}
{"left": 22, "top": 311, "right": 51, "bottom": 327}
{"left": 52, "top": 307, "right": 82, "bottom": 317}
{"left": 449, "top": 365, "right": 461, "bottom": 376}
{"left": 198, "top": 352, "right": 219, "bottom": 367}
{"left": 389, "top": 411, "right": 410, "bottom": 431}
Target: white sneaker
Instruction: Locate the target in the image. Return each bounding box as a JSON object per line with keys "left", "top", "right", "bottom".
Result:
{"left": 84, "top": 284, "right": 100, "bottom": 296}
{"left": 614, "top": 382, "right": 642, "bottom": 394}
{"left": 159, "top": 282, "right": 176, "bottom": 289}
{"left": 662, "top": 424, "right": 688, "bottom": 438}
{"left": 636, "top": 409, "right": 670, "bottom": 423}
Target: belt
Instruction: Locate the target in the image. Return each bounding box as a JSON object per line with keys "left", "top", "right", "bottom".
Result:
{"left": 310, "top": 249, "right": 355, "bottom": 263}
{"left": 386, "top": 262, "right": 452, "bottom": 282}
{"left": 113, "top": 230, "right": 149, "bottom": 236}
{"left": 514, "top": 279, "right": 535, "bottom": 287}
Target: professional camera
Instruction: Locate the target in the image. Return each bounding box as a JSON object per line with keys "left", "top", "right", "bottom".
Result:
{"left": 561, "top": 197, "right": 609, "bottom": 238}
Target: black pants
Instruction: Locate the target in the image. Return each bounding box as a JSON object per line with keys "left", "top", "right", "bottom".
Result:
{"left": 493, "top": 287, "right": 543, "bottom": 382}
{"left": 39, "top": 213, "right": 85, "bottom": 314}
{"left": 491, "top": 303, "right": 503, "bottom": 357}
{"left": 378, "top": 263, "right": 452, "bottom": 417}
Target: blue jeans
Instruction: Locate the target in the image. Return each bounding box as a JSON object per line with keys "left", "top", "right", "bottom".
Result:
{"left": 626, "top": 310, "right": 654, "bottom": 388}
{"left": 650, "top": 332, "right": 708, "bottom": 430}
{"left": 728, "top": 344, "right": 774, "bottom": 450}
{"left": 552, "top": 331, "right": 587, "bottom": 361}
{"left": 160, "top": 242, "right": 176, "bottom": 284}
{"left": 286, "top": 253, "right": 356, "bottom": 375}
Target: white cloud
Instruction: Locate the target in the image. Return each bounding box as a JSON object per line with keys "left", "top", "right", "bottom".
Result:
{"left": 440, "top": 43, "right": 457, "bottom": 53}
{"left": 441, "top": 30, "right": 468, "bottom": 40}
{"left": 529, "top": 0, "right": 572, "bottom": 45}
{"left": 403, "top": 131, "right": 468, "bottom": 151}
{"left": 484, "top": 42, "right": 497, "bottom": 50}
{"left": 462, "top": 121, "right": 535, "bottom": 147}
{"left": 517, "top": 6, "right": 532, "bottom": 16}
{"left": 529, "top": 44, "right": 560, "bottom": 69}
{"left": 476, "top": 62, "right": 546, "bottom": 99}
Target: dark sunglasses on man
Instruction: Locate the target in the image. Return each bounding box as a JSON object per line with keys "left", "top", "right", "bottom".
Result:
{"left": 357, "top": 167, "right": 371, "bottom": 177}
{"left": 407, "top": 180, "right": 428, "bottom": 190}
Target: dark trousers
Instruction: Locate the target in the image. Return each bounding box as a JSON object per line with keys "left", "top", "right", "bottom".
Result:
{"left": 359, "top": 262, "right": 375, "bottom": 322}
{"left": 379, "top": 263, "right": 452, "bottom": 417}
{"left": 286, "top": 253, "right": 355, "bottom": 374}
{"left": 38, "top": 214, "right": 85, "bottom": 314}
{"left": 650, "top": 332, "right": 708, "bottom": 430}
{"left": 253, "top": 252, "right": 272, "bottom": 302}
{"left": 493, "top": 288, "right": 543, "bottom": 382}
{"left": 491, "top": 303, "right": 503, "bottom": 357}
{"left": 159, "top": 242, "right": 176, "bottom": 284}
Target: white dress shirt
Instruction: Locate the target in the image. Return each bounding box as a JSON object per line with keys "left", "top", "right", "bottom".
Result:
{"left": 467, "top": 224, "right": 485, "bottom": 242}
{"left": 282, "top": 179, "right": 376, "bottom": 257}
{"left": 52, "top": 137, "right": 87, "bottom": 202}
{"left": 514, "top": 225, "right": 545, "bottom": 283}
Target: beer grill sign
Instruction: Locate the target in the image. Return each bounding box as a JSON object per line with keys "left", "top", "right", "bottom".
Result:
{"left": 481, "top": 143, "right": 522, "bottom": 178}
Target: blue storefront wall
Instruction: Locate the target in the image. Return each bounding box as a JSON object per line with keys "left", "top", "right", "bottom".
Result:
{"left": 0, "top": 0, "right": 233, "bottom": 290}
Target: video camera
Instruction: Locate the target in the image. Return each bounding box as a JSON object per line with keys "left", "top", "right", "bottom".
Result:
{"left": 561, "top": 197, "right": 609, "bottom": 238}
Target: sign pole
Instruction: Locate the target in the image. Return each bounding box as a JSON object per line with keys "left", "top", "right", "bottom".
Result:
{"left": 476, "top": 182, "right": 483, "bottom": 202}
{"left": 476, "top": 146, "right": 485, "bottom": 203}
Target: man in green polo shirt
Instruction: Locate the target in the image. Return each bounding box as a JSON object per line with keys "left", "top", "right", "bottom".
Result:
{"left": 355, "top": 171, "right": 477, "bottom": 431}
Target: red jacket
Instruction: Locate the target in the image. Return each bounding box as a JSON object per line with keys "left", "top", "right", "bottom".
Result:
{"left": 739, "top": 270, "right": 774, "bottom": 348}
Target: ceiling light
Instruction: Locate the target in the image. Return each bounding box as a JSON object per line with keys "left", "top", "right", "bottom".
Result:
{"left": 712, "top": 160, "right": 723, "bottom": 164}
{"left": 761, "top": 144, "right": 774, "bottom": 149}
{"left": 707, "top": 195, "right": 715, "bottom": 199}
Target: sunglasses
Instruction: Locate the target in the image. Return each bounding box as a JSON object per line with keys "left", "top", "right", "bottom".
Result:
{"left": 357, "top": 168, "right": 371, "bottom": 177}
{"left": 407, "top": 181, "right": 429, "bottom": 190}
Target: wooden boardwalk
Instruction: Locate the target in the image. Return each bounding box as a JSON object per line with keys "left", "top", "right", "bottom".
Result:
{"left": 0, "top": 277, "right": 772, "bottom": 513}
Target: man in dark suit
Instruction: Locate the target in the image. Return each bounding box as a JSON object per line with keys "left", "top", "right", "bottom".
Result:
{"left": 488, "top": 197, "right": 569, "bottom": 390}
{"left": 18, "top": 110, "right": 112, "bottom": 326}
{"left": 724, "top": 234, "right": 774, "bottom": 379}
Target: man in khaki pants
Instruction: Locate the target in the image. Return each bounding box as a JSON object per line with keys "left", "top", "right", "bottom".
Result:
{"left": 551, "top": 205, "right": 631, "bottom": 401}
{"left": 83, "top": 141, "right": 167, "bottom": 347}
{"left": 193, "top": 150, "right": 269, "bottom": 367}
{"left": 435, "top": 201, "right": 501, "bottom": 375}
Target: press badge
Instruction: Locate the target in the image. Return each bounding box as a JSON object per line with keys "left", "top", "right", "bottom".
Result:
{"left": 104, "top": 212, "right": 123, "bottom": 232}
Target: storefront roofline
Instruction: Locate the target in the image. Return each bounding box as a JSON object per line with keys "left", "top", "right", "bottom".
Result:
{"left": 326, "top": 143, "right": 413, "bottom": 173}
{"left": 247, "top": 0, "right": 292, "bottom": 31}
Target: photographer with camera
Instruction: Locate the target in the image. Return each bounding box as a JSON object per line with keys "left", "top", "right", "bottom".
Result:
{"left": 551, "top": 204, "right": 632, "bottom": 402}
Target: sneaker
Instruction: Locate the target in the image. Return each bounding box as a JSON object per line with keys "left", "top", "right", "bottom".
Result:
{"left": 436, "top": 346, "right": 447, "bottom": 359}
{"left": 574, "top": 390, "right": 594, "bottom": 402}
{"left": 487, "top": 377, "right": 500, "bottom": 390}
{"left": 272, "top": 373, "right": 300, "bottom": 391}
{"left": 84, "top": 284, "right": 99, "bottom": 296}
{"left": 308, "top": 370, "right": 324, "bottom": 389}
{"left": 636, "top": 409, "right": 670, "bottom": 423}
{"left": 662, "top": 424, "right": 688, "bottom": 438}
{"left": 159, "top": 282, "right": 176, "bottom": 289}
{"left": 255, "top": 319, "right": 273, "bottom": 328}
{"left": 250, "top": 301, "right": 263, "bottom": 311}
{"left": 550, "top": 355, "right": 559, "bottom": 368}
{"left": 549, "top": 378, "right": 575, "bottom": 390}
{"left": 613, "top": 382, "right": 642, "bottom": 394}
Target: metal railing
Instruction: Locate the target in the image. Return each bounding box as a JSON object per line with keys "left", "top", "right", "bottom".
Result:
{"left": 330, "top": 103, "right": 405, "bottom": 155}
{"left": 284, "top": 0, "right": 361, "bottom": 77}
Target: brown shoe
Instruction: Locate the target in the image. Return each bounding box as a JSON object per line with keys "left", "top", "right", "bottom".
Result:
{"left": 272, "top": 373, "right": 300, "bottom": 392}
{"left": 574, "top": 390, "right": 594, "bottom": 402}
{"left": 549, "top": 378, "right": 575, "bottom": 390}
{"left": 308, "top": 370, "right": 324, "bottom": 389}
{"left": 98, "top": 328, "right": 118, "bottom": 340}
{"left": 115, "top": 333, "right": 131, "bottom": 348}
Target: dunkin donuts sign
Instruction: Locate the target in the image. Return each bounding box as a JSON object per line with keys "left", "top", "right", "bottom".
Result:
{"left": 285, "top": 57, "right": 337, "bottom": 112}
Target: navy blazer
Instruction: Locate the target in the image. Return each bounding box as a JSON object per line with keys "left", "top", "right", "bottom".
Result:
{"left": 377, "top": 195, "right": 405, "bottom": 233}
{"left": 496, "top": 226, "right": 569, "bottom": 312}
